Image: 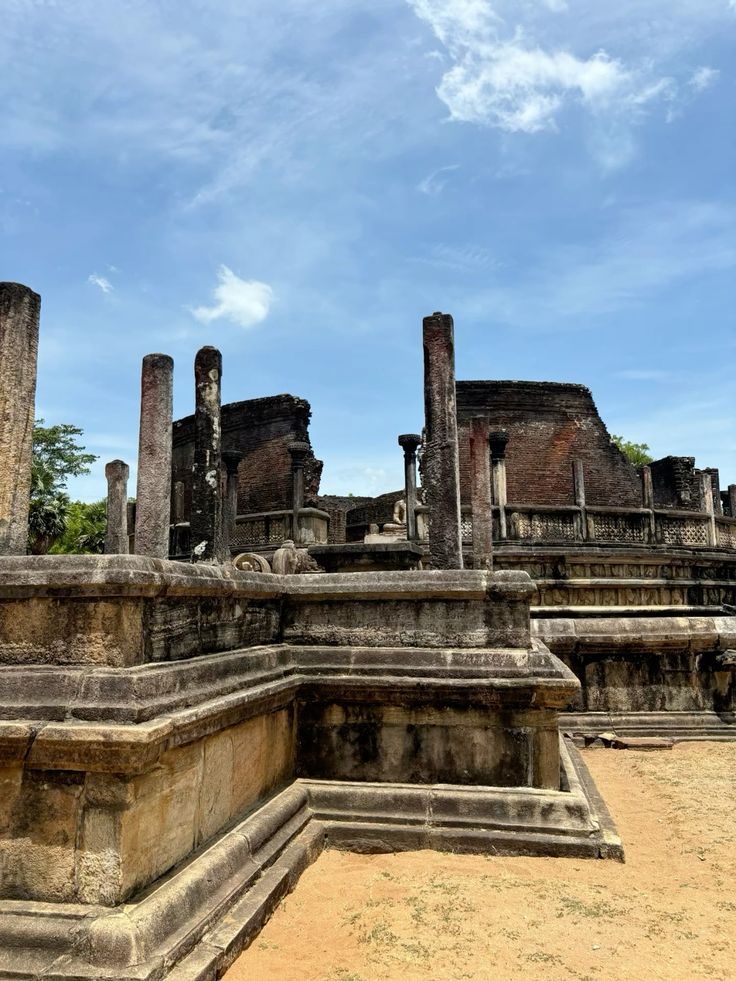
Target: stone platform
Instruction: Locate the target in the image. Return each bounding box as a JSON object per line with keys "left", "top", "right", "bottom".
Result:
{"left": 0, "top": 556, "right": 620, "bottom": 979}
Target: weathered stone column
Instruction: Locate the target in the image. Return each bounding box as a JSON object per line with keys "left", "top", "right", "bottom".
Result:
{"left": 135, "top": 354, "right": 173, "bottom": 558}
{"left": 728, "top": 484, "right": 736, "bottom": 519}
{"left": 398, "top": 434, "right": 421, "bottom": 542}
{"left": 489, "top": 430, "right": 509, "bottom": 541}
{"left": 191, "top": 346, "right": 225, "bottom": 562}
{"left": 700, "top": 472, "right": 717, "bottom": 547}
{"left": 0, "top": 283, "right": 40, "bottom": 555}
{"left": 572, "top": 458, "right": 587, "bottom": 541}
{"left": 222, "top": 450, "right": 242, "bottom": 556}
{"left": 104, "top": 460, "right": 129, "bottom": 554}
{"left": 289, "top": 441, "right": 310, "bottom": 545}
{"left": 422, "top": 311, "right": 463, "bottom": 569}
{"left": 468, "top": 418, "right": 493, "bottom": 570}
{"left": 641, "top": 465, "right": 656, "bottom": 543}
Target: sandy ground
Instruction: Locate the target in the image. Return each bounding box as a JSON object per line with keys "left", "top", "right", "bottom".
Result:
{"left": 224, "top": 743, "right": 736, "bottom": 981}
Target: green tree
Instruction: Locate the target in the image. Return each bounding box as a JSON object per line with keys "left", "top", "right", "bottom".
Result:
{"left": 50, "top": 500, "right": 107, "bottom": 555}
{"left": 32, "top": 421, "right": 97, "bottom": 493}
{"left": 28, "top": 464, "right": 70, "bottom": 554}
{"left": 612, "top": 435, "right": 654, "bottom": 468}
{"left": 28, "top": 421, "right": 99, "bottom": 553}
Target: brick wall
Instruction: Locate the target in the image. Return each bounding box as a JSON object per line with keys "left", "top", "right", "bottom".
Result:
{"left": 316, "top": 495, "right": 375, "bottom": 544}
{"left": 172, "top": 395, "right": 323, "bottom": 519}
{"left": 455, "top": 381, "right": 642, "bottom": 507}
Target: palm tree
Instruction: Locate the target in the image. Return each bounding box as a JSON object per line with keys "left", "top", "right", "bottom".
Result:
{"left": 28, "top": 463, "right": 70, "bottom": 554}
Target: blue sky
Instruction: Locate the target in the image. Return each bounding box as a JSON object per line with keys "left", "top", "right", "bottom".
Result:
{"left": 2, "top": 0, "right": 735, "bottom": 501}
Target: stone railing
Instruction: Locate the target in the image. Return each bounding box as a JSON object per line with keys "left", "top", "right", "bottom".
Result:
{"left": 233, "top": 507, "right": 330, "bottom": 549}
{"left": 413, "top": 502, "right": 736, "bottom": 551}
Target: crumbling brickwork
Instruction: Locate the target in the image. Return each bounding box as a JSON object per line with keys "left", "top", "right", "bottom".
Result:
{"left": 456, "top": 381, "right": 642, "bottom": 508}
{"left": 172, "top": 395, "right": 323, "bottom": 522}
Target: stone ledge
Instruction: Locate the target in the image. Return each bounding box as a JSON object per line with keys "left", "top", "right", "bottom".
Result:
{"left": 535, "top": 615, "right": 736, "bottom": 655}
{"left": 0, "top": 741, "right": 621, "bottom": 981}
{"left": 0, "top": 555, "right": 281, "bottom": 600}
{"left": 564, "top": 710, "right": 736, "bottom": 740}
{"left": 0, "top": 642, "right": 579, "bottom": 771}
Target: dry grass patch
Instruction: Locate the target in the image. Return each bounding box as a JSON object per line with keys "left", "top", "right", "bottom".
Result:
{"left": 225, "top": 742, "right": 736, "bottom": 981}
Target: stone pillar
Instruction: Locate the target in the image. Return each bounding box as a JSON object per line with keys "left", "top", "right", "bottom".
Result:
{"left": 0, "top": 283, "right": 40, "bottom": 555}
{"left": 700, "top": 472, "right": 717, "bottom": 547}
{"left": 289, "top": 441, "right": 310, "bottom": 545}
{"left": 191, "top": 346, "right": 225, "bottom": 562}
{"left": 222, "top": 450, "right": 242, "bottom": 556}
{"left": 641, "top": 465, "right": 656, "bottom": 543}
{"left": 489, "top": 430, "right": 509, "bottom": 541}
{"left": 398, "top": 434, "right": 421, "bottom": 542}
{"left": 728, "top": 484, "right": 736, "bottom": 519}
{"left": 468, "top": 418, "right": 493, "bottom": 570}
{"left": 422, "top": 311, "right": 463, "bottom": 569}
{"left": 572, "top": 459, "right": 587, "bottom": 541}
{"left": 135, "top": 354, "right": 173, "bottom": 559}
{"left": 104, "top": 460, "right": 130, "bottom": 554}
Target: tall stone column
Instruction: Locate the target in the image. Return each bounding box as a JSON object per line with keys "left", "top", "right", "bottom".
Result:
{"left": 0, "top": 283, "right": 40, "bottom": 555}
{"left": 398, "top": 434, "right": 421, "bottom": 542}
{"left": 222, "top": 450, "right": 242, "bottom": 556}
{"left": 468, "top": 418, "right": 493, "bottom": 570}
{"left": 105, "top": 460, "right": 130, "bottom": 554}
{"left": 191, "top": 346, "right": 225, "bottom": 562}
{"left": 728, "top": 484, "right": 736, "bottom": 520}
{"left": 489, "top": 430, "right": 509, "bottom": 541}
{"left": 135, "top": 354, "right": 173, "bottom": 559}
{"left": 572, "top": 458, "right": 587, "bottom": 541}
{"left": 641, "top": 465, "right": 656, "bottom": 543}
{"left": 422, "top": 311, "right": 463, "bottom": 569}
{"left": 289, "top": 441, "right": 310, "bottom": 545}
{"left": 700, "top": 472, "right": 717, "bottom": 547}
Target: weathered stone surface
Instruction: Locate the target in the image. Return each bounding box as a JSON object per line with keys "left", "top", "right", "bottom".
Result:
{"left": 191, "top": 347, "right": 225, "bottom": 563}
{"left": 398, "top": 434, "right": 421, "bottom": 542}
{"left": 0, "top": 283, "right": 40, "bottom": 556}
{"left": 307, "top": 542, "right": 423, "bottom": 573}
{"left": 135, "top": 354, "right": 173, "bottom": 559}
{"left": 422, "top": 312, "right": 463, "bottom": 569}
{"left": 469, "top": 417, "right": 493, "bottom": 569}
{"left": 105, "top": 459, "right": 130, "bottom": 554}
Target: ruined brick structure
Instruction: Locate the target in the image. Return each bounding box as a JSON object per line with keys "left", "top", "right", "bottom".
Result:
{"left": 171, "top": 394, "right": 323, "bottom": 525}
{"left": 456, "top": 381, "right": 642, "bottom": 508}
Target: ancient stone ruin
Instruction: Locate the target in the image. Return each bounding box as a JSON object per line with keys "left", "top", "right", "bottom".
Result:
{"left": 0, "top": 284, "right": 732, "bottom": 979}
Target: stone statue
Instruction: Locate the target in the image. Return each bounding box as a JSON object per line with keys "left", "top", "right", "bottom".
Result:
{"left": 272, "top": 540, "right": 299, "bottom": 575}
{"left": 272, "top": 539, "right": 324, "bottom": 574}
{"left": 393, "top": 498, "right": 407, "bottom": 526}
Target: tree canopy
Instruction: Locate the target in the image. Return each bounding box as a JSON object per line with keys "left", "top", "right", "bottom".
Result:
{"left": 29, "top": 421, "right": 99, "bottom": 553}
{"left": 612, "top": 435, "right": 654, "bottom": 468}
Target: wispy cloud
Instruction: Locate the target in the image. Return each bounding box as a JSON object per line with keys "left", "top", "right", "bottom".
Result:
{"left": 458, "top": 200, "right": 736, "bottom": 328}
{"left": 87, "top": 273, "right": 113, "bottom": 294}
{"left": 192, "top": 265, "right": 273, "bottom": 329}
{"left": 688, "top": 66, "right": 719, "bottom": 92}
{"left": 407, "top": 0, "right": 727, "bottom": 166}
{"left": 417, "top": 164, "right": 460, "bottom": 195}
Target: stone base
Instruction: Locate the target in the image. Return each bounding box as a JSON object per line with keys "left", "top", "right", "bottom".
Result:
{"left": 565, "top": 710, "right": 736, "bottom": 741}
{"left": 0, "top": 741, "right": 620, "bottom": 981}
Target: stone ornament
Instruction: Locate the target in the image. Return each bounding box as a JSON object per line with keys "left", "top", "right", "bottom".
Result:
{"left": 232, "top": 552, "right": 271, "bottom": 573}
{"left": 272, "top": 539, "right": 323, "bottom": 575}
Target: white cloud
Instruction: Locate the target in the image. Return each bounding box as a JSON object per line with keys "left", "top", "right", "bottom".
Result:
{"left": 407, "top": 0, "right": 722, "bottom": 165}
{"left": 417, "top": 164, "right": 460, "bottom": 194}
{"left": 688, "top": 66, "right": 719, "bottom": 91}
{"left": 192, "top": 265, "right": 273, "bottom": 329}
{"left": 87, "top": 273, "right": 113, "bottom": 293}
